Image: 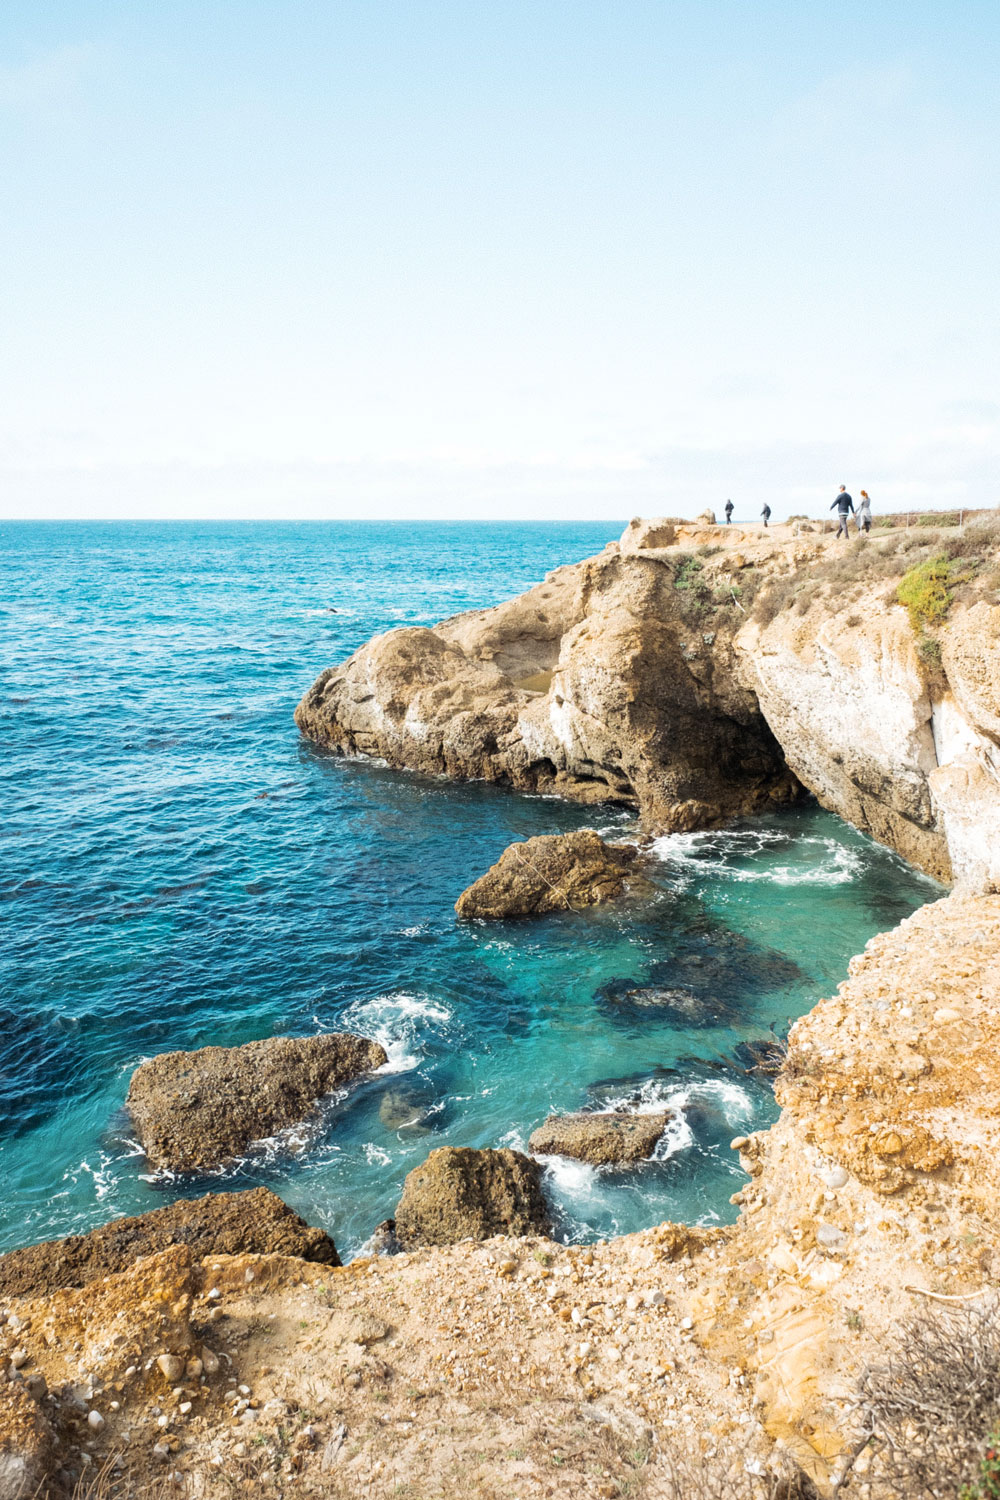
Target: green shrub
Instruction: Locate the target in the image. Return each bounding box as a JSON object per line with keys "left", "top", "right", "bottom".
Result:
{"left": 897, "top": 555, "right": 955, "bottom": 631}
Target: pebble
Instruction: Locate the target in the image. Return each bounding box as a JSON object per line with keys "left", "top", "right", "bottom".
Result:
{"left": 207, "top": 1288, "right": 221, "bottom": 1302}
{"left": 817, "top": 1223, "right": 848, "bottom": 1250}
{"left": 87, "top": 1411, "right": 105, "bottom": 1431}
{"left": 185, "top": 1357, "right": 203, "bottom": 1379}
{"left": 238, "top": 1384, "right": 251, "bottom": 1396}
{"left": 821, "top": 1166, "right": 849, "bottom": 1191}
{"left": 201, "top": 1349, "right": 221, "bottom": 1376}
{"left": 153, "top": 1443, "right": 171, "bottom": 1460}
{"left": 26, "top": 1374, "right": 47, "bottom": 1400}
{"left": 157, "top": 1354, "right": 185, "bottom": 1383}
{"left": 10, "top": 1349, "right": 28, "bottom": 1370}
{"left": 179, "top": 1402, "right": 192, "bottom": 1415}
{"left": 680, "top": 1317, "right": 693, "bottom": 1331}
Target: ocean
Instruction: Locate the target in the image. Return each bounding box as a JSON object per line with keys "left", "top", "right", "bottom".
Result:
{"left": 0, "top": 521, "right": 940, "bottom": 1260}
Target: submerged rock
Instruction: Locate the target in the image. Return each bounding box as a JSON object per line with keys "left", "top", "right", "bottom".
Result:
{"left": 394, "top": 1147, "right": 551, "bottom": 1248}
{"left": 528, "top": 1111, "right": 673, "bottom": 1165}
{"left": 0, "top": 1187, "right": 339, "bottom": 1298}
{"left": 378, "top": 1086, "right": 438, "bottom": 1135}
{"left": 455, "top": 830, "right": 648, "bottom": 919}
{"left": 126, "top": 1032, "right": 387, "bottom": 1172}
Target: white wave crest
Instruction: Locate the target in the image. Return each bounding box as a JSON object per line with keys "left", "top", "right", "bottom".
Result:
{"left": 340, "top": 991, "right": 453, "bottom": 1075}
{"left": 651, "top": 829, "right": 864, "bottom": 887}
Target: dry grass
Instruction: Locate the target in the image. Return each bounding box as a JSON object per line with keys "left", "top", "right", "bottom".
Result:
{"left": 859, "top": 1294, "right": 1000, "bottom": 1498}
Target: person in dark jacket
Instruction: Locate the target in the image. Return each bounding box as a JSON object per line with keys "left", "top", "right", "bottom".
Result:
{"left": 724, "top": 499, "right": 734, "bottom": 524}
{"left": 831, "top": 486, "right": 855, "bottom": 538}
{"left": 760, "top": 504, "right": 771, "bottom": 527}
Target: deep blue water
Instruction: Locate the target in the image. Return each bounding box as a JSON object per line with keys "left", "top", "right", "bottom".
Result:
{"left": 0, "top": 522, "right": 940, "bottom": 1259}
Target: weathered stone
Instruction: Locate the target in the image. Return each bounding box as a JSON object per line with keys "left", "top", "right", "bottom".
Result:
{"left": 455, "top": 830, "right": 646, "bottom": 919}
{"left": 528, "top": 1111, "right": 673, "bottom": 1165}
{"left": 394, "top": 1148, "right": 551, "bottom": 1248}
{"left": 126, "top": 1032, "right": 387, "bottom": 1172}
{"left": 0, "top": 1187, "right": 339, "bottom": 1299}
{"left": 295, "top": 532, "right": 798, "bottom": 836}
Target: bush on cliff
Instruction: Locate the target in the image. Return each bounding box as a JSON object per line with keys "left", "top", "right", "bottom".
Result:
{"left": 897, "top": 554, "right": 957, "bottom": 632}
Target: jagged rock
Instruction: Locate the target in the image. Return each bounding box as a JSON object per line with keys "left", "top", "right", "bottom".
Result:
{"left": 455, "top": 830, "right": 647, "bottom": 919}
{"left": 619, "top": 517, "right": 684, "bottom": 552}
{"left": 127, "top": 1032, "right": 387, "bottom": 1172}
{"left": 529, "top": 1111, "right": 673, "bottom": 1165}
{"left": 295, "top": 529, "right": 798, "bottom": 835}
{"left": 0, "top": 1187, "right": 339, "bottom": 1299}
{"left": 394, "top": 1147, "right": 551, "bottom": 1248}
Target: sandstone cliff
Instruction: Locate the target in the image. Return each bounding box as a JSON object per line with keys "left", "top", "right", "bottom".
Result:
{"left": 296, "top": 514, "right": 1000, "bottom": 887}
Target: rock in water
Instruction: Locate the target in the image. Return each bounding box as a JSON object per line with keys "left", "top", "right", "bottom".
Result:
{"left": 126, "top": 1032, "right": 387, "bottom": 1172}
{"left": 0, "top": 1187, "right": 339, "bottom": 1299}
{"left": 455, "top": 830, "right": 647, "bottom": 919}
{"left": 529, "top": 1111, "right": 673, "bottom": 1165}
{"left": 394, "top": 1147, "right": 551, "bottom": 1248}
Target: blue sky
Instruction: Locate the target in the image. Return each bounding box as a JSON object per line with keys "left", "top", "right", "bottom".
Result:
{"left": 1, "top": 1, "right": 997, "bottom": 519}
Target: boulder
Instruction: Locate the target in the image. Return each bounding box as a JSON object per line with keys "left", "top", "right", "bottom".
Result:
{"left": 619, "top": 517, "right": 682, "bottom": 552}
{"left": 378, "top": 1086, "right": 436, "bottom": 1134}
{"left": 529, "top": 1111, "right": 673, "bottom": 1165}
{"left": 126, "top": 1032, "right": 387, "bottom": 1172}
{"left": 394, "top": 1147, "right": 551, "bottom": 1248}
{"left": 455, "top": 829, "right": 646, "bottom": 919}
{"left": 0, "top": 1187, "right": 339, "bottom": 1299}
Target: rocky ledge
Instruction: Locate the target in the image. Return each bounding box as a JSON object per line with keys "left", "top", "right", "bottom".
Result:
{"left": 126, "top": 1032, "right": 387, "bottom": 1172}
{"left": 454, "top": 829, "right": 648, "bottom": 918}
{"left": 529, "top": 1111, "right": 674, "bottom": 1165}
{"left": 296, "top": 513, "right": 1000, "bottom": 884}
{"left": 0, "top": 1187, "right": 339, "bottom": 1300}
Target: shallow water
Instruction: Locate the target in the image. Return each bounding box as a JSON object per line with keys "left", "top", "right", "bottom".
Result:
{"left": 0, "top": 522, "right": 940, "bottom": 1258}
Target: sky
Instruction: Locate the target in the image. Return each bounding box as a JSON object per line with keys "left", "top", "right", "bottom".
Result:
{"left": 1, "top": 1, "right": 997, "bottom": 520}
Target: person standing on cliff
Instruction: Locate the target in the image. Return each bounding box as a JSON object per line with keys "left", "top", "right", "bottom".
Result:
{"left": 760, "top": 503, "right": 771, "bottom": 527}
{"left": 858, "top": 491, "right": 873, "bottom": 533}
{"left": 831, "top": 486, "right": 855, "bottom": 538}
{"left": 724, "top": 499, "right": 734, "bottom": 524}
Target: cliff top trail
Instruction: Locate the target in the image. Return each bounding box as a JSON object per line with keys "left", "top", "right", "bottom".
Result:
{"left": 296, "top": 510, "right": 1000, "bottom": 891}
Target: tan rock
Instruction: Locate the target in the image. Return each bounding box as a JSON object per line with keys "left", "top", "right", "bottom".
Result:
{"left": 454, "top": 830, "right": 646, "bottom": 918}
{"left": 394, "top": 1147, "right": 551, "bottom": 1248}
{"left": 126, "top": 1032, "right": 387, "bottom": 1172}
{"left": 528, "top": 1111, "right": 673, "bottom": 1164}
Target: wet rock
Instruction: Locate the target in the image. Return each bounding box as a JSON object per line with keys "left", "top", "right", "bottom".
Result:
{"left": 455, "top": 830, "right": 648, "bottom": 919}
{"left": 529, "top": 1111, "right": 673, "bottom": 1165}
{"left": 126, "top": 1032, "right": 387, "bottom": 1172}
{"left": 394, "top": 1147, "right": 551, "bottom": 1248}
{"left": 0, "top": 1186, "right": 339, "bottom": 1298}
{"left": 733, "top": 1037, "right": 787, "bottom": 1076}
{"left": 360, "top": 1219, "right": 401, "bottom": 1257}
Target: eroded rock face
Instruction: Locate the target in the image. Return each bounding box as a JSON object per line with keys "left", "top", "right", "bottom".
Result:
{"left": 127, "top": 1033, "right": 387, "bottom": 1172}
{"left": 528, "top": 1111, "right": 673, "bottom": 1165}
{"left": 0, "top": 1187, "right": 339, "bottom": 1299}
{"left": 454, "top": 830, "right": 646, "bottom": 919}
{"left": 0, "top": 1384, "right": 52, "bottom": 1500}
{"left": 295, "top": 529, "right": 798, "bottom": 835}
{"left": 740, "top": 579, "right": 1000, "bottom": 888}
{"left": 394, "top": 1147, "right": 551, "bottom": 1248}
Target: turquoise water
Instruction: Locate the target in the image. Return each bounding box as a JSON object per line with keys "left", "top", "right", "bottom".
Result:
{"left": 1, "top": 522, "right": 940, "bottom": 1260}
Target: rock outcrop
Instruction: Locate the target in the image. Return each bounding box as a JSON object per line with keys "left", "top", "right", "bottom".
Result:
{"left": 0, "top": 1187, "right": 339, "bottom": 1299}
{"left": 297, "top": 513, "right": 1000, "bottom": 887}
{"left": 394, "top": 1147, "right": 551, "bottom": 1248}
{"left": 528, "top": 1111, "right": 673, "bottom": 1164}
{"left": 127, "top": 1032, "right": 387, "bottom": 1172}
{"left": 454, "top": 829, "right": 646, "bottom": 918}
{"left": 295, "top": 526, "right": 800, "bottom": 835}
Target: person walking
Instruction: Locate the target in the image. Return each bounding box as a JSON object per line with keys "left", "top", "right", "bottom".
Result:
{"left": 858, "top": 491, "right": 873, "bottom": 534}
{"left": 724, "top": 499, "right": 734, "bottom": 524}
{"left": 830, "top": 485, "right": 855, "bottom": 539}
{"left": 760, "top": 503, "right": 771, "bottom": 528}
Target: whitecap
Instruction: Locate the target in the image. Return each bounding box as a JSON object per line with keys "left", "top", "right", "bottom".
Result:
{"left": 340, "top": 990, "right": 453, "bottom": 1074}
{"left": 363, "top": 1143, "right": 392, "bottom": 1167}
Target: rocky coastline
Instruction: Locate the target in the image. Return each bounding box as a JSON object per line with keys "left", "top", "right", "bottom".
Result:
{"left": 3, "top": 514, "right": 1000, "bottom": 1498}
